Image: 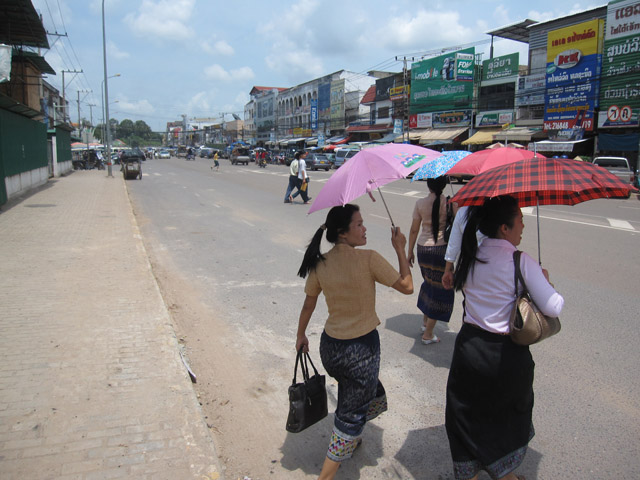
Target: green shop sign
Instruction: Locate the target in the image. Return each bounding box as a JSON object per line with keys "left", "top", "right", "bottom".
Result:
{"left": 482, "top": 53, "right": 519, "bottom": 81}
{"left": 598, "top": 0, "right": 640, "bottom": 127}
{"left": 411, "top": 47, "right": 475, "bottom": 113}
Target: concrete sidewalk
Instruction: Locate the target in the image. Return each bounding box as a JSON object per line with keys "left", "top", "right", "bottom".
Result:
{"left": 0, "top": 171, "right": 223, "bottom": 479}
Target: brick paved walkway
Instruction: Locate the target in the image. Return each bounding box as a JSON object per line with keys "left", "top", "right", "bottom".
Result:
{"left": 0, "top": 171, "right": 223, "bottom": 479}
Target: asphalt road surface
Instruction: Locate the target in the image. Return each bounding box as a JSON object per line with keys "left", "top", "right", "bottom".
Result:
{"left": 126, "top": 155, "right": 640, "bottom": 479}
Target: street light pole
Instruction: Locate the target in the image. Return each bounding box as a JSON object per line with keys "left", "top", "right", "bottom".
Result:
{"left": 101, "top": 73, "right": 120, "bottom": 145}
{"left": 102, "top": 0, "right": 113, "bottom": 177}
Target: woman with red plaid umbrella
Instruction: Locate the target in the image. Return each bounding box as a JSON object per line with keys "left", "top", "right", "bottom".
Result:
{"left": 446, "top": 195, "right": 564, "bottom": 480}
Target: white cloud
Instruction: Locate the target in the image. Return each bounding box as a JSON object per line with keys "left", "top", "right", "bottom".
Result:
{"left": 123, "top": 0, "right": 195, "bottom": 41}
{"left": 108, "top": 41, "right": 130, "bottom": 59}
{"left": 372, "top": 10, "right": 476, "bottom": 50}
{"left": 187, "top": 91, "right": 210, "bottom": 113}
{"left": 204, "top": 64, "right": 255, "bottom": 82}
{"left": 202, "top": 40, "right": 235, "bottom": 56}
{"left": 115, "top": 97, "right": 155, "bottom": 116}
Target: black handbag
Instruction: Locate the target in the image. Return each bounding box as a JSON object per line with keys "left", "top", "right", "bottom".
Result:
{"left": 285, "top": 348, "right": 328, "bottom": 433}
{"left": 509, "top": 251, "right": 561, "bottom": 345}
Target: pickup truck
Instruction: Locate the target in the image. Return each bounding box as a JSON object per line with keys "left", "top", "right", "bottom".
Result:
{"left": 230, "top": 147, "right": 250, "bottom": 165}
{"left": 592, "top": 156, "right": 633, "bottom": 184}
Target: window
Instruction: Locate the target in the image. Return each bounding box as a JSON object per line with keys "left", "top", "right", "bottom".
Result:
{"left": 377, "top": 107, "right": 390, "bottom": 119}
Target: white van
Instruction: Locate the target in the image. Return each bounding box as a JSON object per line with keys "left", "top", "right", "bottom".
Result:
{"left": 333, "top": 147, "right": 359, "bottom": 169}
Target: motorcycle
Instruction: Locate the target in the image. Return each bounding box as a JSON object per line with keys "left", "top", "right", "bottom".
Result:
{"left": 259, "top": 158, "right": 267, "bottom": 168}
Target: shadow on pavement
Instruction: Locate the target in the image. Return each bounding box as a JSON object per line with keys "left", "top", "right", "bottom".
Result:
{"left": 279, "top": 415, "right": 385, "bottom": 478}
{"left": 384, "top": 313, "right": 456, "bottom": 369}
{"left": 394, "top": 424, "right": 543, "bottom": 480}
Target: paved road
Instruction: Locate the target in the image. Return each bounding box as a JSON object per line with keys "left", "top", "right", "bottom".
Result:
{"left": 128, "top": 156, "right": 640, "bottom": 479}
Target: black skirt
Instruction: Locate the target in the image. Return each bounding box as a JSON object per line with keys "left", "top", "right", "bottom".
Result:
{"left": 445, "top": 323, "right": 535, "bottom": 480}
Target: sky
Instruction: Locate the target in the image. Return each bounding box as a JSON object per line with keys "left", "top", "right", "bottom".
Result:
{"left": 31, "top": 0, "right": 603, "bottom": 132}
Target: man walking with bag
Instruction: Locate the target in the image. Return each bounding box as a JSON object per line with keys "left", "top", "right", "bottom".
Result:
{"left": 284, "top": 153, "right": 300, "bottom": 203}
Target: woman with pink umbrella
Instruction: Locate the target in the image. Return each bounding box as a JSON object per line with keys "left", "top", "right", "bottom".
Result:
{"left": 295, "top": 204, "right": 413, "bottom": 479}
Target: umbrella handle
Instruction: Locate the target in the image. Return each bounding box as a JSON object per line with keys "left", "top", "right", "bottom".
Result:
{"left": 377, "top": 187, "right": 395, "bottom": 228}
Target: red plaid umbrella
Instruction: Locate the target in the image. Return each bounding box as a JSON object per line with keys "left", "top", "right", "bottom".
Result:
{"left": 451, "top": 157, "right": 631, "bottom": 207}
{"left": 451, "top": 157, "right": 633, "bottom": 263}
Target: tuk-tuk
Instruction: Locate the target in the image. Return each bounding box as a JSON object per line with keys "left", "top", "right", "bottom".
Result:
{"left": 121, "top": 149, "right": 144, "bottom": 180}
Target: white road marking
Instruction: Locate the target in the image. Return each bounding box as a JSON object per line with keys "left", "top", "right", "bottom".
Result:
{"left": 521, "top": 207, "right": 535, "bottom": 215}
{"left": 523, "top": 211, "right": 637, "bottom": 232}
{"left": 153, "top": 173, "right": 162, "bottom": 176}
{"left": 607, "top": 218, "right": 634, "bottom": 230}
{"left": 213, "top": 204, "right": 221, "bottom": 208}
{"left": 242, "top": 219, "right": 255, "bottom": 227}
{"left": 405, "top": 191, "right": 421, "bottom": 196}
{"left": 370, "top": 214, "right": 388, "bottom": 220}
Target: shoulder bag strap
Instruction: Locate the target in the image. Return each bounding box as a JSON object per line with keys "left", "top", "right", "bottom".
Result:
{"left": 292, "top": 348, "right": 304, "bottom": 384}
{"left": 303, "top": 352, "right": 320, "bottom": 378}
{"left": 512, "top": 250, "right": 528, "bottom": 296}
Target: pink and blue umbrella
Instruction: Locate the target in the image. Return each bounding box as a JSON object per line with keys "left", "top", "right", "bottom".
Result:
{"left": 411, "top": 150, "right": 471, "bottom": 181}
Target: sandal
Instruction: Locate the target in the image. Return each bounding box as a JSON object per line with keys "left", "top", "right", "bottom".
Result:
{"left": 421, "top": 335, "right": 440, "bottom": 345}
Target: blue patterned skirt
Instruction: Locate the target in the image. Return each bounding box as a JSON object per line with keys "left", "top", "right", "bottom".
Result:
{"left": 445, "top": 323, "right": 535, "bottom": 479}
{"left": 417, "top": 244, "right": 454, "bottom": 322}
{"left": 319, "top": 329, "right": 387, "bottom": 462}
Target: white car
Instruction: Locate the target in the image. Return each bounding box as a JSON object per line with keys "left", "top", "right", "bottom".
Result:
{"left": 158, "top": 150, "right": 171, "bottom": 159}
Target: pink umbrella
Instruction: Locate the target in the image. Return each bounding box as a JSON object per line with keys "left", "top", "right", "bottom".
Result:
{"left": 447, "top": 147, "right": 545, "bottom": 177}
{"left": 308, "top": 143, "right": 441, "bottom": 226}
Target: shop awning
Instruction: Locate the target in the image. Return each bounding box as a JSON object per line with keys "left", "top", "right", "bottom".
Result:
{"left": 493, "top": 127, "right": 545, "bottom": 142}
{"left": 306, "top": 137, "right": 318, "bottom": 146}
{"left": 418, "top": 127, "right": 468, "bottom": 145}
{"left": 345, "top": 123, "right": 392, "bottom": 133}
{"left": 372, "top": 132, "right": 402, "bottom": 143}
{"left": 529, "top": 139, "right": 591, "bottom": 153}
{"left": 598, "top": 133, "right": 639, "bottom": 152}
{"left": 286, "top": 137, "right": 307, "bottom": 145}
{"left": 462, "top": 128, "right": 503, "bottom": 145}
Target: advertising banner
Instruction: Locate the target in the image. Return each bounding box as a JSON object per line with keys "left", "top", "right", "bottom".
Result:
{"left": 432, "top": 110, "right": 472, "bottom": 128}
{"left": 330, "top": 79, "right": 345, "bottom": 130}
{"left": 544, "top": 19, "right": 604, "bottom": 131}
{"left": 516, "top": 73, "right": 546, "bottom": 106}
{"left": 475, "top": 111, "right": 514, "bottom": 127}
{"left": 410, "top": 48, "right": 475, "bottom": 113}
{"left": 318, "top": 83, "right": 331, "bottom": 118}
{"left": 598, "top": 0, "right": 640, "bottom": 127}
{"left": 410, "top": 113, "right": 432, "bottom": 129}
{"left": 482, "top": 53, "right": 519, "bottom": 82}
{"left": 310, "top": 99, "right": 318, "bottom": 130}
{"left": 390, "top": 85, "right": 409, "bottom": 101}
{"left": 376, "top": 76, "right": 395, "bottom": 101}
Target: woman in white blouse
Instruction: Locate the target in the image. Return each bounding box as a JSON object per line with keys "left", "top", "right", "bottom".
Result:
{"left": 446, "top": 195, "right": 564, "bottom": 480}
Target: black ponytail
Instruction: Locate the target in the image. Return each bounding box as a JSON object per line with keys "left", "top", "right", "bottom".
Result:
{"left": 297, "top": 204, "right": 360, "bottom": 278}
{"left": 427, "top": 176, "right": 447, "bottom": 243}
{"left": 453, "top": 196, "right": 519, "bottom": 291}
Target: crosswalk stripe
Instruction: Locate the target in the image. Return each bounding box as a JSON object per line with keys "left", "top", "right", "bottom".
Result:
{"left": 607, "top": 218, "right": 634, "bottom": 230}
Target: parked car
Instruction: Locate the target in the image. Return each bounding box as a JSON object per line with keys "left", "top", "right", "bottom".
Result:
{"left": 333, "top": 148, "right": 359, "bottom": 169}
{"left": 158, "top": 149, "right": 170, "bottom": 159}
{"left": 307, "top": 153, "right": 331, "bottom": 171}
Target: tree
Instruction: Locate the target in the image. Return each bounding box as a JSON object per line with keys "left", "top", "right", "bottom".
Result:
{"left": 134, "top": 120, "right": 152, "bottom": 139}
{"left": 118, "top": 119, "right": 134, "bottom": 139}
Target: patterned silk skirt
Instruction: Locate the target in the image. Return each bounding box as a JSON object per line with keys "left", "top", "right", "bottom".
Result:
{"left": 445, "top": 323, "right": 535, "bottom": 479}
{"left": 319, "top": 329, "right": 387, "bottom": 462}
{"left": 417, "top": 244, "right": 454, "bottom": 322}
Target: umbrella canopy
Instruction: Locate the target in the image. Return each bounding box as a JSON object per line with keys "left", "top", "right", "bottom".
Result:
{"left": 451, "top": 157, "right": 632, "bottom": 207}
{"left": 447, "top": 147, "right": 544, "bottom": 177}
{"left": 411, "top": 150, "right": 471, "bottom": 181}
{"left": 308, "top": 143, "right": 441, "bottom": 222}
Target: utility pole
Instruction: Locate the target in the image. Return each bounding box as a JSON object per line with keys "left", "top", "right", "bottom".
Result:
{"left": 77, "top": 89, "right": 91, "bottom": 147}
{"left": 61, "top": 69, "right": 82, "bottom": 124}
{"left": 395, "top": 56, "right": 414, "bottom": 143}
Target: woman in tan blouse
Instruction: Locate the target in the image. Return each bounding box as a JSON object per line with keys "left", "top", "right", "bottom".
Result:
{"left": 296, "top": 204, "right": 413, "bottom": 480}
